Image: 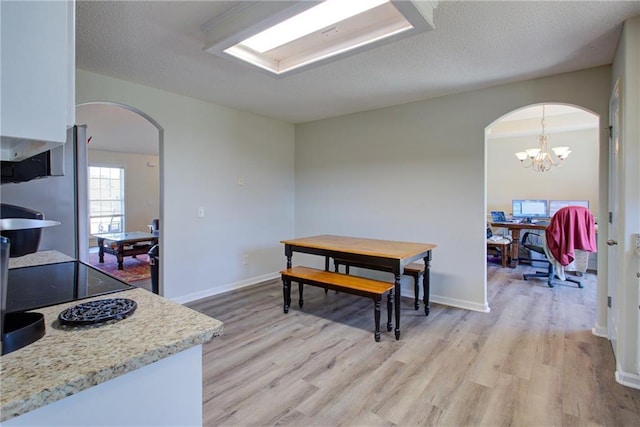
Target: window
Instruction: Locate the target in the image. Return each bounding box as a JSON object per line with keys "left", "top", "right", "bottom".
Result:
{"left": 89, "top": 166, "right": 125, "bottom": 234}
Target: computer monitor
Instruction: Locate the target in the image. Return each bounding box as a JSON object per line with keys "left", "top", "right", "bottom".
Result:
{"left": 548, "top": 200, "right": 590, "bottom": 217}
{"left": 512, "top": 199, "right": 548, "bottom": 219}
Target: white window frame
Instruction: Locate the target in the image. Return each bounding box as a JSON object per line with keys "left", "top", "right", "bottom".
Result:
{"left": 89, "top": 166, "right": 125, "bottom": 235}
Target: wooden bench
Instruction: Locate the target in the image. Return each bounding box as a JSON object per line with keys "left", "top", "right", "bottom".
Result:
{"left": 280, "top": 266, "right": 394, "bottom": 342}
{"left": 333, "top": 259, "right": 429, "bottom": 315}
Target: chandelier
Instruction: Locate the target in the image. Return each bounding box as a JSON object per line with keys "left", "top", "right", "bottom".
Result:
{"left": 514, "top": 105, "right": 571, "bottom": 172}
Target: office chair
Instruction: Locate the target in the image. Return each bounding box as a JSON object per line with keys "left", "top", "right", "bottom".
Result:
{"left": 522, "top": 206, "right": 596, "bottom": 288}
{"left": 522, "top": 232, "right": 582, "bottom": 287}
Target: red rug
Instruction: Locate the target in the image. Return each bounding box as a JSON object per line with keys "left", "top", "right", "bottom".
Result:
{"left": 88, "top": 252, "right": 151, "bottom": 283}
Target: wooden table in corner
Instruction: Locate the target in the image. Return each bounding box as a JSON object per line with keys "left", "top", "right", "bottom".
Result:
{"left": 280, "top": 235, "right": 437, "bottom": 340}
{"left": 94, "top": 231, "right": 159, "bottom": 270}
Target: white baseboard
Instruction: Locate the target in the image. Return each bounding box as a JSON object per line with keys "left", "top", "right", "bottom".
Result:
{"left": 430, "top": 294, "right": 491, "bottom": 313}
{"left": 171, "top": 273, "right": 490, "bottom": 314}
{"left": 615, "top": 369, "right": 640, "bottom": 390}
{"left": 591, "top": 323, "right": 608, "bottom": 338}
{"left": 171, "top": 272, "right": 280, "bottom": 305}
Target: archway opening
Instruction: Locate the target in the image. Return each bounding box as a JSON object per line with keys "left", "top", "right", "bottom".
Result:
{"left": 484, "top": 103, "right": 600, "bottom": 305}
{"left": 76, "top": 102, "right": 164, "bottom": 294}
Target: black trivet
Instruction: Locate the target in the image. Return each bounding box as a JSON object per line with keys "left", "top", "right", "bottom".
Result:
{"left": 58, "top": 298, "right": 137, "bottom": 326}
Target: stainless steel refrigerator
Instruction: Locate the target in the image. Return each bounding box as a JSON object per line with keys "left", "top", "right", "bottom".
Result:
{"left": 0, "top": 125, "right": 88, "bottom": 260}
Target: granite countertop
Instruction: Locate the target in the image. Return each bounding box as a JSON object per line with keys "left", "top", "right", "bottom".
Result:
{"left": 0, "top": 288, "right": 224, "bottom": 422}
{"left": 8, "top": 250, "right": 75, "bottom": 269}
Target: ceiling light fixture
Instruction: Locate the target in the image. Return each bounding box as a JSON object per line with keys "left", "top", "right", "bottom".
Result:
{"left": 202, "top": 1, "right": 438, "bottom": 77}
{"left": 515, "top": 105, "right": 571, "bottom": 172}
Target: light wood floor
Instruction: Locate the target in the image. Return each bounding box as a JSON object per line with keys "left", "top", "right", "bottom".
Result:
{"left": 187, "top": 264, "right": 640, "bottom": 426}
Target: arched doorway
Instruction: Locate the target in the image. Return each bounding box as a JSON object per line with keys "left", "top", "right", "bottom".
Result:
{"left": 76, "top": 102, "right": 164, "bottom": 294}
{"left": 484, "top": 102, "right": 600, "bottom": 302}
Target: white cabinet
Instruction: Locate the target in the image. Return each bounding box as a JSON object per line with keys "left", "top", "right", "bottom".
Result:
{"left": 0, "top": 0, "right": 75, "bottom": 161}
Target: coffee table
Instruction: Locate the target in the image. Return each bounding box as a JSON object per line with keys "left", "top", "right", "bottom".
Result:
{"left": 94, "top": 232, "right": 158, "bottom": 270}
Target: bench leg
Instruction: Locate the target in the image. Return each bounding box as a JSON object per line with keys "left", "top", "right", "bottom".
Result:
{"left": 282, "top": 277, "right": 291, "bottom": 313}
{"left": 298, "top": 282, "right": 304, "bottom": 307}
{"left": 387, "top": 290, "right": 393, "bottom": 332}
{"left": 374, "top": 296, "right": 382, "bottom": 342}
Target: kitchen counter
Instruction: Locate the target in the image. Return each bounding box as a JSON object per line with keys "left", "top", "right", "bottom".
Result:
{"left": 0, "top": 287, "right": 223, "bottom": 423}
{"left": 8, "top": 250, "right": 74, "bottom": 269}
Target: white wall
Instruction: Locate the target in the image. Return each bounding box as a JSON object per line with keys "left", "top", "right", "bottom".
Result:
{"left": 611, "top": 15, "right": 640, "bottom": 386}
{"left": 295, "top": 66, "right": 611, "bottom": 313}
{"left": 76, "top": 70, "right": 295, "bottom": 301}
{"left": 487, "top": 127, "right": 599, "bottom": 218}
{"left": 88, "top": 150, "right": 160, "bottom": 234}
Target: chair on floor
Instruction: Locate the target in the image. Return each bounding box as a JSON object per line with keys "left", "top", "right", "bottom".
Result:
{"left": 523, "top": 206, "right": 597, "bottom": 288}
{"left": 148, "top": 218, "right": 160, "bottom": 234}
{"left": 522, "top": 232, "right": 582, "bottom": 287}
{"left": 487, "top": 224, "right": 512, "bottom": 268}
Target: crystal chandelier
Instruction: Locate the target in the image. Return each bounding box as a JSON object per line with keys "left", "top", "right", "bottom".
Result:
{"left": 515, "top": 105, "right": 571, "bottom": 172}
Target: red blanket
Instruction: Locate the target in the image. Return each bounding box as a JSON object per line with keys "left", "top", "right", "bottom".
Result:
{"left": 546, "top": 206, "right": 597, "bottom": 266}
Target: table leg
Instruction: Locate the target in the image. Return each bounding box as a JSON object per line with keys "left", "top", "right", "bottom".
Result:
{"left": 423, "top": 252, "right": 432, "bottom": 316}
{"left": 374, "top": 296, "right": 381, "bottom": 342}
{"left": 284, "top": 245, "right": 292, "bottom": 269}
{"left": 394, "top": 274, "right": 401, "bottom": 340}
{"left": 98, "top": 238, "right": 105, "bottom": 263}
{"left": 117, "top": 243, "right": 124, "bottom": 270}
{"left": 509, "top": 229, "right": 521, "bottom": 267}
{"left": 412, "top": 272, "right": 420, "bottom": 310}
{"left": 386, "top": 290, "right": 393, "bottom": 332}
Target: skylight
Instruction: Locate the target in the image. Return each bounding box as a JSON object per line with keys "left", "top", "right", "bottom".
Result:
{"left": 239, "top": 0, "right": 389, "bottom": 54}
{"left": 202, "top": 1, "right": 438, "bottom": 77}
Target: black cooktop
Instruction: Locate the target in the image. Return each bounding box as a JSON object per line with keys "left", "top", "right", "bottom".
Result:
{"left": 6, "top": 261, "right": 134, "bottom": 314}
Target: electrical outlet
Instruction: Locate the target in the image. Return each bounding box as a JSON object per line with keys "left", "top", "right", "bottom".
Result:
{"left": 243, "top": 254, "right": 249, "bottom": 265}
{"left": 634, "top": 233, "right": 640, "bottom": 257}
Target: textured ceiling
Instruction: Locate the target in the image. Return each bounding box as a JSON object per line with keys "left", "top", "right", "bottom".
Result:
{"left": 76, "top": 1, "right": 640, "bottom": 124}
{"left": 76, "top": 103, "right": 159, "bottom": 155}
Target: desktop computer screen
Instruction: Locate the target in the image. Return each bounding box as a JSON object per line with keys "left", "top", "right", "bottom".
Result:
{"left": 548, "top": 200, "right": 590, "bottom": 217}
{"left": 512, "top": 199, "right": 548, "bottom": 219}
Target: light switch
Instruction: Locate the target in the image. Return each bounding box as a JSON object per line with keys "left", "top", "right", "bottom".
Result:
{"left": 198, "top": 207, "right": 205, "bottom": 218}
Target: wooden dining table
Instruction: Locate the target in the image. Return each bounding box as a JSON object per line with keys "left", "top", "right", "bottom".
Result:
{"left": 280, "top": 235, "right": 437, "bottom": 340}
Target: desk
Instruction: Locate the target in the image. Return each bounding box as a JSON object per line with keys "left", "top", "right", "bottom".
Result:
{"left": 94, "top": 232, "right": 158, "bottom": 270}
{"left": 280, "top": 235, "right": 437, "bottom": 340}
{"left": 490, "top": 222, "right": 547, "bottom": 267}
